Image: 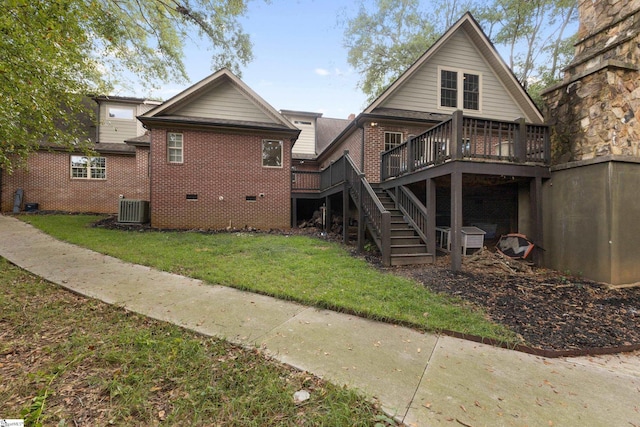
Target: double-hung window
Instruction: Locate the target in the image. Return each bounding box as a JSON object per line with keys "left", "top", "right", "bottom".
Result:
{"left": 168, "top": 132, "right": 183, "bottom": 163}
{"left": 439, "top": 68, "right": 481, "bottom": 112}
{"left": 70, "top": 156, "right": 106, "bottom": 179}
{"left": 440, "top": 70, "right": 458, "bottom": 108}
{"left": 384, "top": 132, "right": 403, "bottom": 151}
{"left": 262, "top": 140, "right": 283, "bottom": 168}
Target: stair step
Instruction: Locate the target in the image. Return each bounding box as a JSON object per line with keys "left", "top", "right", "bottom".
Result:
{"left": 390, "top": 253, "right": 435, "bottom": 266}
{"left": 391, "top": 244, "right": 428, "bottom": 255}
{"left": 391, "top": 220, "right": 409, "bottom": 226}
{"left": 390, "top": 228, "right": 415, "bottom": 236}
{"left": 391, "top": 236, "right": 422, "bottom": 245}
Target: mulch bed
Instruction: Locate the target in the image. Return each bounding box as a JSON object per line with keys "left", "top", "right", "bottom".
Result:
{"left": 396, "top": 252, "right": 640, "bottom": 353}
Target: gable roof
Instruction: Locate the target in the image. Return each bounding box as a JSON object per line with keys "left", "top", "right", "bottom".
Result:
{"left": 364, "top": 12, "right": 543, "bottom": 123}
{"left": 139, "top": 69, "right": 299, "bottom": 136}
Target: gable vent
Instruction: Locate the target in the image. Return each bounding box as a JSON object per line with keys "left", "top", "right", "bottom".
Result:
{"left": 118, "top": 199, "right": 150, "bottom": 223}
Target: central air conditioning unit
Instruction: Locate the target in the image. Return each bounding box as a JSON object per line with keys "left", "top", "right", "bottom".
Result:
{"left": 118, "top": 199, "right": 150, "bottom": 223}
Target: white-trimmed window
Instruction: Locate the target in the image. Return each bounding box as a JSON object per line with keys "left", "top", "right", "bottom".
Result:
{"left": 107, "top": 106, "right": 134, "bottom": 120}
{"left": 438, "top": 67, "right": 481, "bottom": 111}
{"left": 167, "top": 132, "right": 183, "bottom": 163}
{"left": 262, "top": 140, "right": 283, "bottom": 168}
{"left": 384, "top": 131, "right": 404, "bottom": 151}
{"left": 70, "top": 156, "right": 106, "bottom": 179}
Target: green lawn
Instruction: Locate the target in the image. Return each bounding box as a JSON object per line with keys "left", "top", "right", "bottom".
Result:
{"left": 20, "top": 214, "right": 518, "bottom": 343}
{"left": 0, "top": 258, "right": 394, "bottom": 426}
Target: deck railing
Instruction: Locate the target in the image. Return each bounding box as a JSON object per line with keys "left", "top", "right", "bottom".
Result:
{"left": 344, "top": 154, "right": 391, "bottom": 265}
{"left": 292, "top": 155, "right": 346, "bottom": 192}
{"left": 381, "top": 110, "right": 550, "bottom": 181}
{"left": 390, "top": 185, "right": 428, "bottom": 244}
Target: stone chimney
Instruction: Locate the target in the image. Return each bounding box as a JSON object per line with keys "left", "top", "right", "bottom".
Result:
{"left": 543, "top": 0, "right": 640, "bottom": 163}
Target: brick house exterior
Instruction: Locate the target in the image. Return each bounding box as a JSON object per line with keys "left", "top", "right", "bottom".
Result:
{"left": 138, "top": 69, "right": 300, "bottom": 230}
{"left": 316, "top": 117, "right": 447, "bottom": 184}
{"left": 0, "top": 147, "right": 149, "bottom": 213}
{"left": 1, "top": 95, "right": 156, "bottom": 214}
{"left": 148, "top": 128, "right": 294, "bottom": 230}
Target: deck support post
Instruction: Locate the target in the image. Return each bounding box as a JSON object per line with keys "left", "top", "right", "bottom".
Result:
{"left": 357, "top": 177, "right": 365, "bottom": 253}
{"left": 426, "top": 177, "right": 436, "bottom": 257}
{"left": 342, "top": 182, "right": 349, "bottom": 244}
{"left": 291, "top": 198, "right": 297, "bottom": 228}
{"left": 342, "top": 149, "right": 350, "bottom": 244}
{"left": 324, "top": 196, "right": 331, "bottom": 234}
{"left": 451, "top": 167, "right": 463, "bottom": 272}
{"left": 529, "top": 173, "right": 543, "bottom": 264}
{"left": 381, "top": 211, "right": 391, "bottom": 266}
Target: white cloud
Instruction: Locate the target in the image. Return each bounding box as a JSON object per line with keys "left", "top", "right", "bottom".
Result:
{"left": 315, "top": 68, "right": 330, "bottom": 76}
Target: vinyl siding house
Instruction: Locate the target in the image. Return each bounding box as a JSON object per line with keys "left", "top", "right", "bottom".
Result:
{"left": 292, "top": 13, "right": 548, "bottom": 269}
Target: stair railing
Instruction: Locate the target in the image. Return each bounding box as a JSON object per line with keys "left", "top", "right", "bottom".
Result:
{"left": 344, "top": 154, "right": 391, "bottom": 266}
{"left": 389, "top": 186, "right": 428, "bottom": 244}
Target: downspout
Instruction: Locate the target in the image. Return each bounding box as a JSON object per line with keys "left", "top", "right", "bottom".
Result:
{"left": 360, "top": 124, "right": 365, "bottom": 172}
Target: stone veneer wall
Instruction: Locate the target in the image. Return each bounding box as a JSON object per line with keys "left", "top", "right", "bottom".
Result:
{"left": 540, "top": 1, "right": 640, "bottom": 285}
{"left": 543, "top": 0, "right": 640, "bottom": 164}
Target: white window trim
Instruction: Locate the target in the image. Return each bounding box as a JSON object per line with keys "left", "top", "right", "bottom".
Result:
{"left": 384, "top": 131, "right": 404, "bottom": 152}
{"left": 106, "top": 106, "right": 135, "bottom": 120}
{"left": 262, "top": 139, "right": 283, "bottom": 168}
{"left": 437, "top": 66, "right": 482, "bottom": 114}
{"left": 167, "top": 132, "right": 184, "bottom": 164}
{"left": 70, "top": 156, "right": 107, "bottom": 180}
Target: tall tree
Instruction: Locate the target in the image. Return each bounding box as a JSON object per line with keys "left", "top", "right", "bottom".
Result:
{"left": 0, "top": 0, "right": 252, "bottom": 173}
{"left": 481, "top": 0, "right": 577, "bottom": 89}
{"left": 342, "top": 0, "right": 441, "bottom": 102}
{"left": 343, "top": 0, "right": 578, "bottom": 104}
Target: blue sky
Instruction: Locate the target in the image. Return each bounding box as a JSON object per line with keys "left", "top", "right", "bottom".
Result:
{"left": 146, "top": 0, "right": 367, "bottom": 119}
{"left": 132, "top": 1, "right": 577, "bottom": 120}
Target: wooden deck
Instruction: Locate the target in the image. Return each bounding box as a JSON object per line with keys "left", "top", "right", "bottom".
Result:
{"left": 290, "top": 111, "right": 551, "bottom": 269}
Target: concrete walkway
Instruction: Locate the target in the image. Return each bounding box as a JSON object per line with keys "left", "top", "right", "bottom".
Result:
{"left": 1, "top": 214, "right": 639, "bottom": 426}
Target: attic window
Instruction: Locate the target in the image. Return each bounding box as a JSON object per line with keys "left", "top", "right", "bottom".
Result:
{"left": 463, "top": 73, "right": 479, "bottom": 110}
{"left": 439, "top": 68, "right": 481, "bottom": 112}
{"left": 294, "top": 120, "right": 312, "bottom": 125}
{"left": 107, "top": 107, "right": 134, "bottom": 120}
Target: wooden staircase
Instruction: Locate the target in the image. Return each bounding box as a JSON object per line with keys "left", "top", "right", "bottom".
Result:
{"left": 372, "top": 187, "right": 434, "bottom": 266}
